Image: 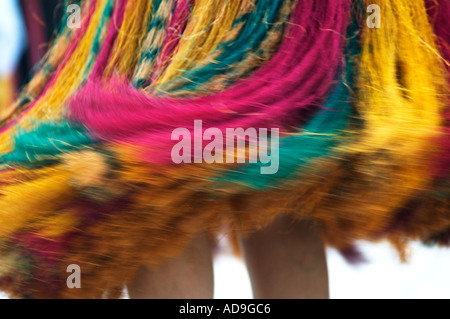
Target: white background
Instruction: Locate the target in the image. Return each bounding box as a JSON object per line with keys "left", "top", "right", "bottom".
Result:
{"left": 213, "top": 240, "right": 450, "bottom": 299}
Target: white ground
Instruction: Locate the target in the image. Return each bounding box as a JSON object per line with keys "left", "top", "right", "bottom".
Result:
{"left": 213, "top": 240, "right": 450, "bottom": 299}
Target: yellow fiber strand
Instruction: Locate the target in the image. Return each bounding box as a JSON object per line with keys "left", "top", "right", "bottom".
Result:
{"left": 0, "top": 167, "right": 73, "bottom": 237}
{"left": 105, "top": 0, "right": 154, "bottom": 77}
{"left": 0, "top": 76, "right": 14, "bottom": 119}
{"left": 356, "top": 0, "right": 445, "bottom": 149}
{"left": 154, "top": 0, "right": 243, "bottom": 85}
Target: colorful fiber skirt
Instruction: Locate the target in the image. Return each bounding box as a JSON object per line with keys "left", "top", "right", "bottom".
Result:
{"left": 1, "top": 0, "right": 450, "bottom": 298}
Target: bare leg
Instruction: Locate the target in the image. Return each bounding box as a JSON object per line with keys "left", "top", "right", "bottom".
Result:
{"left": 239, "top": 215, "right": 329, "bottom": 299}
{"left": 127, "top": 231, "right": 214, "bottom": 299}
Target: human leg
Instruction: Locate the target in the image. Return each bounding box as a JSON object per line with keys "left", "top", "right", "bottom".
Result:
{"left": 127, "top": 231, "right": 214, "bottom": 299}
{"left": 238, "top": 215, "right": 329, "bottom": 299}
